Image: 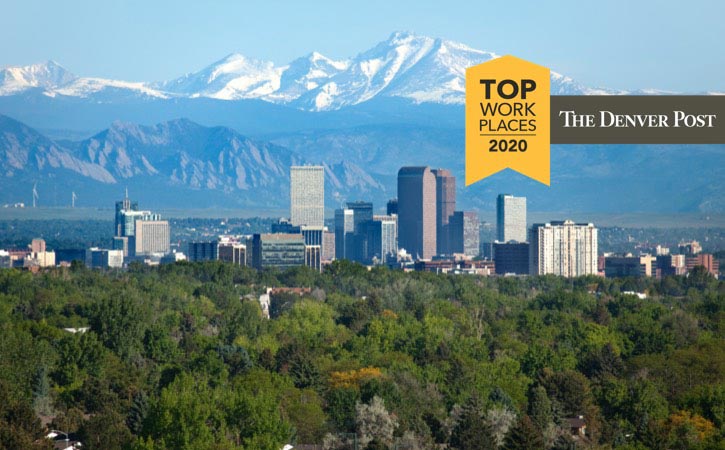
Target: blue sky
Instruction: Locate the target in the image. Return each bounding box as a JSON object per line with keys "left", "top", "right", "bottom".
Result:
{"left": 1, "top": 0, "right": 723, "bottom": 92}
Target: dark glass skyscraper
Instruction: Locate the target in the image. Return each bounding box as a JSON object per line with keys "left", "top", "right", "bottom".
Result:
{"left": 115, "top": 191, "right": 138, "bottom": 237}
{"left": 397, "top": 167, "right": 436, "bottom": 260}
{"left": 345, "top": 201, "right": 373, "bottom": 263}
{"left": 386, "top": 199, "right": 398, "bottom": 215}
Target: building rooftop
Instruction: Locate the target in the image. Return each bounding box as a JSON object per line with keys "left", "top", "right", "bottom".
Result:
{"left": 256, "top": 233, "right": 304, "bottom": 241}
{"left": 398, "top": 166, "right": 430, "bottom": 175}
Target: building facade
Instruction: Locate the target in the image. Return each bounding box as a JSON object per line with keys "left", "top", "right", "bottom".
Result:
{"left": 529, "top": 220, "right": 598, "bottom": 277}
{"left": 432, "top": 169, "right": 456, "bottom": 255}
{"left": 115, "top": 193, "right": 138, "bottom": 237}
{"left": 398, "top": 167, "right": 437, "bottom": 260}
{"left": 188, "top": 241, "right": 218, "bottom": 262}
{"left": 655, "top": 254, "right": 687, "bottom": 277}
{"left": 494, "top": 242, "right": 530, "bottom": 275}
{"left": 497, "top": 194, "right": 527, "bottom": 243}
{"left": 365, "top": 215, "right": 398, "bottom": 264}
{"left": 604, "top": 255, "right": 655, "bottom": 278}
{"left": 218, "top": 242, "right": 246, "bottom": 266}
{"left": 290, "top": 166, "right": 324, "bottom": 227}
{"left": 449, "top": 211, "right": 480, "bottom": 258}
{"left": 305, "top": 245, "right": 322, "bottom": 271}
{"left": 386, "top": 199, "right": 398, "bottom": 215}
{"left": 322, "top": 231, "right": 336, "bottom": 262}
{"left": 251, "top": 233, "right": 306, "bottom": 270}
{"left": 86, "top": 248, "right": 124, "bottom": 269}
{"left": 345, "top": 201, "right": 373, "bottom": 263}
{"left": 334, "top": 208, "right": 354, "bottom": 260}
{"left": 686, "top": 254, "right": 719, "bottom": 278}
{"left": 134, "top": 220, "right": 170, "bottom": 255}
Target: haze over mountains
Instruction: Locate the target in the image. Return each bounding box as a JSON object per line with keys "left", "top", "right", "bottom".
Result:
{"left": 0, "top": 32, "right": 722, "bottom": 213}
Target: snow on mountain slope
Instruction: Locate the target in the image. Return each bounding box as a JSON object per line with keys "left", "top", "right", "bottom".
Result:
{"left": 0, "top": 61, "right": 77, "bottom": 95}
{"left": 0, "top": 61, "right": 169, "bottom": 99}
{"left": 156, "top": 53, "right": 283, "bottom": 100}
{"left": 289, "top": 32, "right": 599, "bottom": 110}
{"left": 293, "top": 32, "right": 448, "bottom": 110}
{"left": 0, "top": 32, "right": 693, "bottom": 109}
{"left": 53, "top": 77, "right": 170, "bottom": 99}
{"left": 380, "top": 36, "right": 497, "bottom": 104}
{"left": 265, "top": 52, "right": 349, "bottom": 103}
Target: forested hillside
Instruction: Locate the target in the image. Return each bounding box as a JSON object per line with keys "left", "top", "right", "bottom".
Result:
{"left": 0, "top": 262, "right": 722, "bottom": 449}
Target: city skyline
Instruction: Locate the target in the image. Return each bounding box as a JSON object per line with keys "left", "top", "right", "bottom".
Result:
{"left": 0, "top": 166, "right": 719, "bottom": 279}
{"left": 2, "top": 181, "right": 719, "bottom": 281}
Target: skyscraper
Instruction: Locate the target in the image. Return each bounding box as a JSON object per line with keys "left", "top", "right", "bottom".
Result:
{"left": 497, "top": 194, "right": 527, "bottom": 243}
{"left": 529, "top": 220, "right": 598, "bottom": 277}
{"left": 334, "top": 208, "right": 354, "bottom": 260}
{"left": 398, "top": 167, "right": 437, "bottom": 260}
{"left": 449, "top": 211, "right": 480, "bottom": 257}
{"left": 113, "top": 192, "right": 165, "bottom": 257}
{"left": 115, "top": 190, "right": 138, "bottom": 237}
{"left": 346, "top": 201, "right": 373, "bottom": 262}
{"left": 366, "top": 215, "right": 398, "bottom": 264}
{"left": 346, "top": 201, "right": 373, "bottom": 229}
{"left": 431, "top": 169, "right": 456, "bottom": 255}
{"left": 290, "top": 166, "right": 324, "bottom": 227}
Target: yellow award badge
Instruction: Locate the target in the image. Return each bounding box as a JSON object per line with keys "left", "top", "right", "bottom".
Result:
{"left": 465, "top": 55, "right": 551, "bottom": 186}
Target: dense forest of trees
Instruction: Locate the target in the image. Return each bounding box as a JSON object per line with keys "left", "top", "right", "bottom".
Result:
{"left": 0, "top": 261, "right": 722, "bottom": 449}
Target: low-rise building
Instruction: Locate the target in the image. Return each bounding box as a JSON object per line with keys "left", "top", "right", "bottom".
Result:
{"left": 493, "top": 241, "right": 529, "bottom": 275}
{"left": 85, "top": 248, "right": 124, "bottom": 269}
{"left": 686, "top": 254, "right": 719, "bottom": 278}
{"left": 250, "top": 233, "right": 306, "bottom": 270}
{"left": 604, "top": 254, "right": 655, "bottom": 278}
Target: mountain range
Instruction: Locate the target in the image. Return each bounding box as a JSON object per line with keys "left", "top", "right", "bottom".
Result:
{"left": 0, "top": 32, "right": 612, "bottom": 112}
{"left": 0, "top": 32, "right": 723, "bottom": 214}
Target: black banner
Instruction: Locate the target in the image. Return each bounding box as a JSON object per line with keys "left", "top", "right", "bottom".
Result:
{"left": 551, "top": 96, "right": 725, "bottom": 144}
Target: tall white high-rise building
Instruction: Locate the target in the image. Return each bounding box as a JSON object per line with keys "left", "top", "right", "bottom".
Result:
{"left": 290, "top": 166, "right": 324, "bottom": 227}
{"left": 529, "top": 220, "right": 598, "bottom": 277}
{"left": 497, "top": 194, "right": 527, "bottom": 243}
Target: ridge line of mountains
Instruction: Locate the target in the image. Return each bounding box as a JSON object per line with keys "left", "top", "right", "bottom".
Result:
{"left": 4, "top": 31, "right": 718, "bottom": 113}
{"left": 0, "top": 113, "right": 722, "bottom": 213}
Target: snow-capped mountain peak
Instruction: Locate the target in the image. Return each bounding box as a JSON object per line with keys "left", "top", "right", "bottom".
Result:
{"left": 0, "top": 32, "right": 686, "bottom": 110}
{"left": 0, "top": 60, "right": 77, "bottom": 95}
{"left": 293, "top": 31, "right": 499, "bottom": 110}
{"left": 268, "top": 51, "right": 349, "bottom": 103}
{"left": 157, "top": 53, "right": 283, "bottom": 100}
